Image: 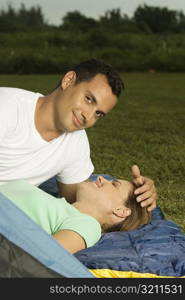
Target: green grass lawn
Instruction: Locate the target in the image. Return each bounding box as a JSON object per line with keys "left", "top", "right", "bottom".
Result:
{"left": 0, "top": 72, "right": 185, "bottom": 232}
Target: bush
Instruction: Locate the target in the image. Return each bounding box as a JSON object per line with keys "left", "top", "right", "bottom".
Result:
{"left": 0, "top": 31, "right": 185, "bottom": 73}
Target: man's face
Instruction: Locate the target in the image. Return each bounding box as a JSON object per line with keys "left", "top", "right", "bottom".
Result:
{"left": 54, "top": 73, "right": 117, "bottom": 133}
{"left": 76, "top": 176, "right": 134, "bottom": 212}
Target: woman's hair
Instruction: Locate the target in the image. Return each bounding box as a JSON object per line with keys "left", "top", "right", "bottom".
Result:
{"left": 105, "top": 184, "right": 151, "bottom": 233}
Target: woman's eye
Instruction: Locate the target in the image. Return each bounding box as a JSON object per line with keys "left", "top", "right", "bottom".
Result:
{"left": 112, "top": 180, "right": 120, "bottom": 187}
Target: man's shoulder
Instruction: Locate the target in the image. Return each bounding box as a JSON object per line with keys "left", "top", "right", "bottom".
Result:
{"left": 0, "top": 87, "right": 43, "bottom": 103}
{"left": 0, "top": 87, "right": 31, "bottom": 96}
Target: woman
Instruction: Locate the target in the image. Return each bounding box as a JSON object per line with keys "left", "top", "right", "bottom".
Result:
{"left": 0, "top": 175, "right": 150, "bottom": 254}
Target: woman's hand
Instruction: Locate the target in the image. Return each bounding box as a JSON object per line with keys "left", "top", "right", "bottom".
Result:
{"left": 131, "top": 165, "right": 157, "bottom": 212}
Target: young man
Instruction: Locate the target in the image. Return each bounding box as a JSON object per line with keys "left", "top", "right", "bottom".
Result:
{"left": 0, "top": 175, "right": 150, "bottom": 254}
{"left": 0, "top": 59, "right": 157, "bottom": 210}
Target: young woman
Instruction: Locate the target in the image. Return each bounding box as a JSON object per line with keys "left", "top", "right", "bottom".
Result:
{"left": 0, "top": 175, "right": 150, "bottom": 254}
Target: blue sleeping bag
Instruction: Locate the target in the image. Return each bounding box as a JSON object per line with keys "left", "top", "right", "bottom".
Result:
{"left": 75, "top": 207, "right": 185, "bottom": 278}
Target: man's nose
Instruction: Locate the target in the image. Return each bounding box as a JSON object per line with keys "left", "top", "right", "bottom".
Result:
{"left": 82, "top": 108, "right": 96, "bottom": 123}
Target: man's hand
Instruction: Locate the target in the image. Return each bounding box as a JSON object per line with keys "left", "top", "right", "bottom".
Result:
{"left": 131, "top": 165, "right": 157, "bottom": 212}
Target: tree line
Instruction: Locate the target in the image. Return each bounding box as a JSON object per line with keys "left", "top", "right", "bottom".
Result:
{"left": 0, "top": 3, "right": 185, "bottom": 34}
{"left": 0, "top": 4, "right": 185, "bottom": 73}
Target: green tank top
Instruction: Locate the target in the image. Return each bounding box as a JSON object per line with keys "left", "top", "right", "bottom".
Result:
{"left": 0, "top": 180, "right": 101, "bottom": 247}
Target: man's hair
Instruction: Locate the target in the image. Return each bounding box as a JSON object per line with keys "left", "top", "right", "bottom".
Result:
{"left": 58, "top": 59, "right": 124, "bottom": 98}
{"left": 105, "top": 185, "right": 151, "bottom": 232}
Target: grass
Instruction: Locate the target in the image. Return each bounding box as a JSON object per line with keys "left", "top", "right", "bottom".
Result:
{"left": 0, "top": 72, "right": 185, "bottom": 232}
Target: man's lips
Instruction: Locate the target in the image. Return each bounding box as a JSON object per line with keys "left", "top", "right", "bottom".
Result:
{"left": 72, "top": 113, "right": 83, "bottom": 127}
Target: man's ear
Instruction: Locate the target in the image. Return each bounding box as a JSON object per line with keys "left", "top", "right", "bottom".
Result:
{"left": 113, "top": 207, "right": 131, "bottom": 219}
{"left": 61, "top": 71, "right": 76, "bottom": 90}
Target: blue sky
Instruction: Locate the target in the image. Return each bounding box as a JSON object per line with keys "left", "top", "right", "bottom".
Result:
{"left": 1, "top": 0, "right": 185, "bottom": 25}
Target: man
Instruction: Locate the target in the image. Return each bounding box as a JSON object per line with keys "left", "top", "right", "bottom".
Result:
{"left": 0, "top": 59, "right": 157, "bottom": 210}
{"left": 0, "top": 175, "right": 150, "bottom": 253}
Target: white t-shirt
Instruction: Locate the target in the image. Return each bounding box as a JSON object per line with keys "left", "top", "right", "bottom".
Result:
{"left": 0, "top": 87, "right": 94, "bottom": 186}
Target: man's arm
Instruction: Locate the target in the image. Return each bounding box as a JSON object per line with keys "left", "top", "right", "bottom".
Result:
{"left": 53, "top": 229, "right": 86, "bottom": 254}
{"left": 57, "top": 181, "right": 78, "bottom": 203}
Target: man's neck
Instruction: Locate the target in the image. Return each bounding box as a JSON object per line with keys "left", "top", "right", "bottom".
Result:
{"left": 35, "top": 94, "right": 62, "bottom": 142}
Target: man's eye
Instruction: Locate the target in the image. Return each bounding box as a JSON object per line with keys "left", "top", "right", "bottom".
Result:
{"left": 85, "top": 96, "right": 93, "bottom": 103}
{"left": 96, "top": 111, "right": 104, "bottom": 118}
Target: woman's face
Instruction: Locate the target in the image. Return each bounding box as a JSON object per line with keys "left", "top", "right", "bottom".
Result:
{"left": 76, "top": 176, "right": 134, "bottom": 211}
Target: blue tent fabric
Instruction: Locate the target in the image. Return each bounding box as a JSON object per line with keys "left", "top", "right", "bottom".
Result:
{"left": 75, "top": 208, "right": 185, "bottom": 277}
{"left": 0, "top": 193, "right": 94, "bottom": 278}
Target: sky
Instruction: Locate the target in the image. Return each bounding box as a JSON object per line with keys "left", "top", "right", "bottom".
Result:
{"left": 0, "top": 0, "right": 185, "bottom": 25}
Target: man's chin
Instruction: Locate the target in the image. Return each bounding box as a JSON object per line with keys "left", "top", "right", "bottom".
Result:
{"left": 59, "top": 125, "right": 78, "bottom": 133}
{"left": 66, "top": 124, "right": 84, "bottom": 132}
